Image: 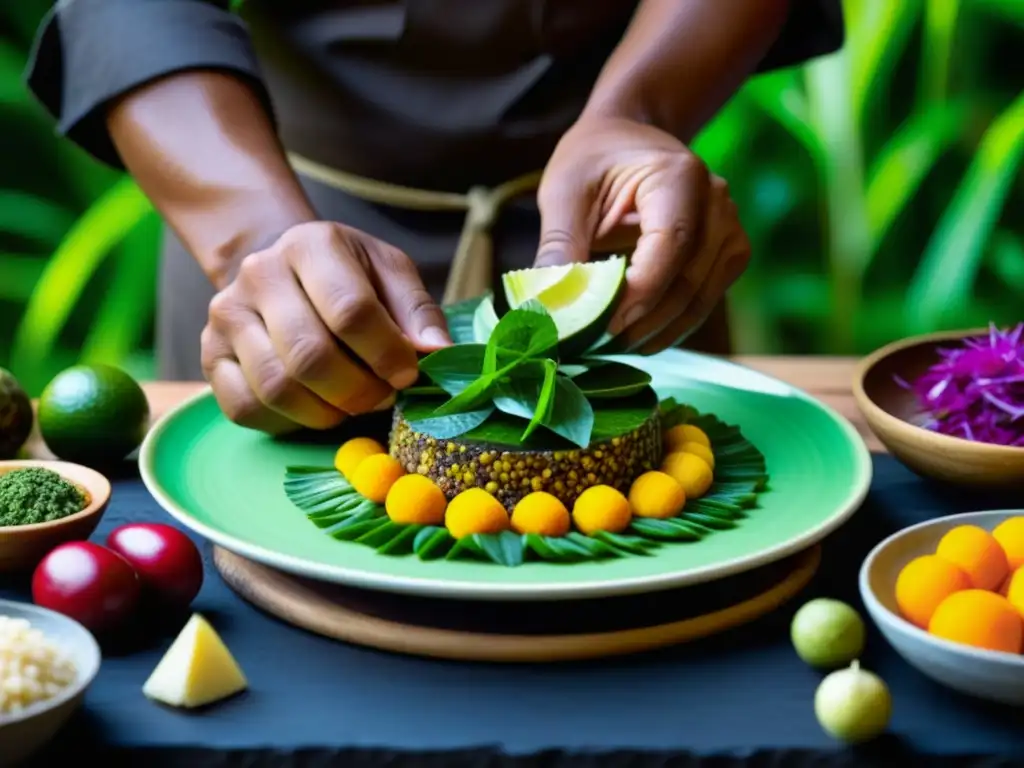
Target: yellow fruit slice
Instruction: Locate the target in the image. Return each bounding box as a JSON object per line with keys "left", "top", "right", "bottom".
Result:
{"left": 142, "top": 614, "right": 248, "bottom": 709}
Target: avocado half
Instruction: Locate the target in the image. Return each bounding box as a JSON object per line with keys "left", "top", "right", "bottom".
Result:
{"left": 499, "top": 256, "right": 627, "bottom": 356}
{"left": 389, "top": 401, "right": 662, "bottom": 511}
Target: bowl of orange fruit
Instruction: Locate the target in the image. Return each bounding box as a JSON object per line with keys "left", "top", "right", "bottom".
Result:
{"left": 860, "top": 510, "right": 1024, "bottom": 705}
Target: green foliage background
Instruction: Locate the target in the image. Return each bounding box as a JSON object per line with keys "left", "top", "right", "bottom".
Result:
{"left": 1, "top": 0, "right": 1022, "bottom": 395}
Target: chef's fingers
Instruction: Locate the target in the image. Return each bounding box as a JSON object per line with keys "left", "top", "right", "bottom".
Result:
{"left": 616, "top": 269, "right": 699, "bottom": 352}
{"left": 617, "top": 175, "right": 734, "bottom": 349}
{"left": 207, "top": 285, "right": 346, "bottom": 430}
{"left": 592, "top": 217, "right": 641, "bottom": 253}
{"left": 362, "top": 240, "right": 452, "bottom": 353}
{"left": 244, "top": 258, "right": 394, "bottom": 415}
{"left": 201, "top": 322, "right": 313, "bottom": 435}
{"left": 637, "top": 230, "right": 750, "bottom": 356}
{"left": 535, "top": 168, "right": 598, "bottom": 267}
{"left": 607, "top": 154, "right": 710, "bottom": 336}
{"left": 278, "top": 222, "right": 424, "bottom": 389}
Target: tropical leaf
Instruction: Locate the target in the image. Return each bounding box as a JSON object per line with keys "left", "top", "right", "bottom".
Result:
{"left": 0, "top": 192, "right": 75, "bottom": 247}
{"left": 79, "top": 211, "right": 161, "bottom": 365}
{"left": 691, "top": 94, "right": 752, "bottom": 173}
{"left": 976, "top": 0, "right": 1024, "bottom": 26}
{"left": 0, "top": 1, "right": 48, "bottom": 45}
{"left": 906, "top": 91, "right": 1024, "bottom": 331}
{"left": 0, "top": 254, "right": 44, "bottom": 302}
{"left": 8, "top": 178, "right": 154, "bottom": 389}
{"left": 865, "top": 100, "right": 971, "bottom": 253}
{"left": 989, "top": 230, "right": 1024, "bottom": 292}
{"left": 0, "top": 42, "right": 31, "bottom": 108}
{"left": 844, "top": 0, "right": 921, "bottom": 119}
{"left": 745, "top": 69, "right": 823, "bottom": 163}
{"left": 919, "top": 0, "right": 962, "bottom": 105}
{"left": 804, "top": 49, "right": 871, "bottom": 351}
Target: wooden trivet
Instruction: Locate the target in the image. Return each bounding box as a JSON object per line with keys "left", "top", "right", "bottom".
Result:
{"left": 213, "top": 545, "right": 820, "bottom": 663}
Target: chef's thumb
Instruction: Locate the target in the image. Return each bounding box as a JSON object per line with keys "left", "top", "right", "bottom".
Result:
{"left": 534, "top": 178, "right": 593, "bottom": 268}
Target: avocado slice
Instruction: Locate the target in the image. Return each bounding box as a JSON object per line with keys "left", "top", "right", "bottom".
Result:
{"left": 501, "top": 256, "right": 627, "bottom": 356}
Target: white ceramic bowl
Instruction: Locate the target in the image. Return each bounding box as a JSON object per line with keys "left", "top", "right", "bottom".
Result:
{"left": 860, "top": 509, "right": 1024, "bottom": 706}
{"left": 0, "top": 599, "right": 101, "bottom": 765}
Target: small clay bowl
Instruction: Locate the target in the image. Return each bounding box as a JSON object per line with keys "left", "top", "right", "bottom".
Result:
{"left": 0, "top": 460, "right": 111, "bottom": 573}
{"left": 853, "top": 328, "right": 1024, "bottom": 490}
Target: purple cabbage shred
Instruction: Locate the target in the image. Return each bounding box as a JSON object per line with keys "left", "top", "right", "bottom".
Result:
{"left": 896, "top": 323, "right": 1024, "bottom": 448}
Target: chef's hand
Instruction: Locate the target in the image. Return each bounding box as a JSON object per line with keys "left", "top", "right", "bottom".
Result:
{"left": 536, "top": 116, "right": 751, "bottom": 354}
{"left": 201, "top": 222, "right": 450, "bottom": 434}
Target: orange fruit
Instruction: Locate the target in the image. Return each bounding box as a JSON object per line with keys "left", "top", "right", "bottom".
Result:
{"left": 628, "top": 471, "right": 685, "bottom": 519}
{"left": 664, "top": 424, "right": 710, "bottom": 451}
{"left": 928, "top": 590, "right": 1023, "bottom": 654}
{"left": 894, "top": 555, "right": 972, "bottom": 629}
{"left": 334, "top": 437, "right": 386, "bottom": 480}
{"left": 993, "top": 517, "right": 1024, "bottom": 571}
{"left": 350, "top": 454, "right": 406, "bottom": 503}
{"left": 935, "top": 525, "right": 1009, "bottom": 591}
{"left": 1004, "top": 567, "right": 1024, "bottom": 618}
{"left": 998, "top": 573, "right": 1013, "bottom": 597}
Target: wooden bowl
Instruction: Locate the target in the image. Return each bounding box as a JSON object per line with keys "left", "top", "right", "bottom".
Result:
{"left": 0, "top": 599, "right": 102, "bottom": 765}
{"left": 852, "top": 329, "right": 1024, "bottom": 490}
{"left": 860, "top": 509, "right": 1024, "bottom": 706}
{"left": 0, "top": 460, "right": 111, "bottom": 573}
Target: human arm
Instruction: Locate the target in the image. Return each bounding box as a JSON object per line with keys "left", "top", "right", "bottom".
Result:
{"left": 25, "top": 1, "right": 450, "bottom": 433}
{"left": 108, "top": 72, "right": 452, "bottom": 433}
{"left": 536, "top": 0, "right": 798, "bottom": 351}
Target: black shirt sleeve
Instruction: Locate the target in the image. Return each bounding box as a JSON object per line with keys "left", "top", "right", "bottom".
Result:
{"left": 758, "top": 0, "right": 845, "bottom": 72}
{"left": 23, "top": 0, "right": 273, "bottom": 168}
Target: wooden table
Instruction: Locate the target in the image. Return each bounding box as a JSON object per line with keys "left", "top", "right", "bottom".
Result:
{"left": 26, "top": 356, "right": 882, "bottom": 458}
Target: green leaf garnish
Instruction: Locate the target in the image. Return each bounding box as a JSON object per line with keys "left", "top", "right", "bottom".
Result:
{"left": 419, "top": 344, "right": 487, "bottom": 395}
{"left": 473, "top": 530, "right": 525, "bottom": 567}
{"left": 407, "top": 285, "right": 666, "bottom": 448}
{"left": 544, "top": 375, "right": 595, "bottom": 449}
{"left": 430, "top": 372, "right": 500, "bottom": 416}
{"left": 413, "top": 526, "right": 453, "bottom": 560}
{"left": 483, "top": 302, "right": 558, "bottom": 373}
{"left": 557, "top": 364, "right": 588, "bottom": 378}
{"left": 493, "top": 359, "right": 558, "bottom": 441}
{"left": 472, "top": 294, "right": 501, "bottom": 343}
{"left": 442, "top": 295, "right": 488, "bottom": 344}
{"left": 571, "top": 361, "right": 653, "bottom": 399}
{"left": 407, "top": 406, "right": 495, "bottom": 439}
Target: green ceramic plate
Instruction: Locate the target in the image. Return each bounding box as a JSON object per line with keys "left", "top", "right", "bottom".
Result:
{"left": 139, "top": 351, "right": 871, "bottom": 600}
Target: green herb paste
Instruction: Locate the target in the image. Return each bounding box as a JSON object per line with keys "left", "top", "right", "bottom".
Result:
{"left": 0, "top": 468, "right": 87, "bottom": 526}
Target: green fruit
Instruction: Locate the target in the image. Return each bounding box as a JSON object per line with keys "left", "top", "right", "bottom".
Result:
{"left": 814, "top": 661, "right": 892, "bottom": 743}
{"left": 791, "top": 598, "right": 866, "bottom": 669}
{"left": 502, "top": 256, "right": 627, "bottom": 355}
{"left": 0, "top": 368, "right": 33, "bottom": 459}
{"left": 38, "top": 364, "right": 150, "bottom": 465}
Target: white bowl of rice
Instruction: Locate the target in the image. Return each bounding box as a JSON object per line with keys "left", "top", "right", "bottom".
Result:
{"left": 0, "top": 599, "right": 101, "bottom": 765}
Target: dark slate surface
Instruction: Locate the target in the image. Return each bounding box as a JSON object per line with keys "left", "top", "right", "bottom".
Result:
{"left": 3, "top": 454, "right": 1023, "bottom": 766}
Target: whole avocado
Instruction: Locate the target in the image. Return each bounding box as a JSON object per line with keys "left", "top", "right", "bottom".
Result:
{"left": 0, "top": 368, "right": 33, "bottom": 459}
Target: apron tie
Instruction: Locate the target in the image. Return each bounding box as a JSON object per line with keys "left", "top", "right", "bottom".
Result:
{"left": 286, "top": 152, "right": 541, "bottom": 304}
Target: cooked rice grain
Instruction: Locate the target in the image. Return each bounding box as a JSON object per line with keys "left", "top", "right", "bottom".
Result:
{"left": 0, "top": 615, "right": 77, "bottom": 716}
